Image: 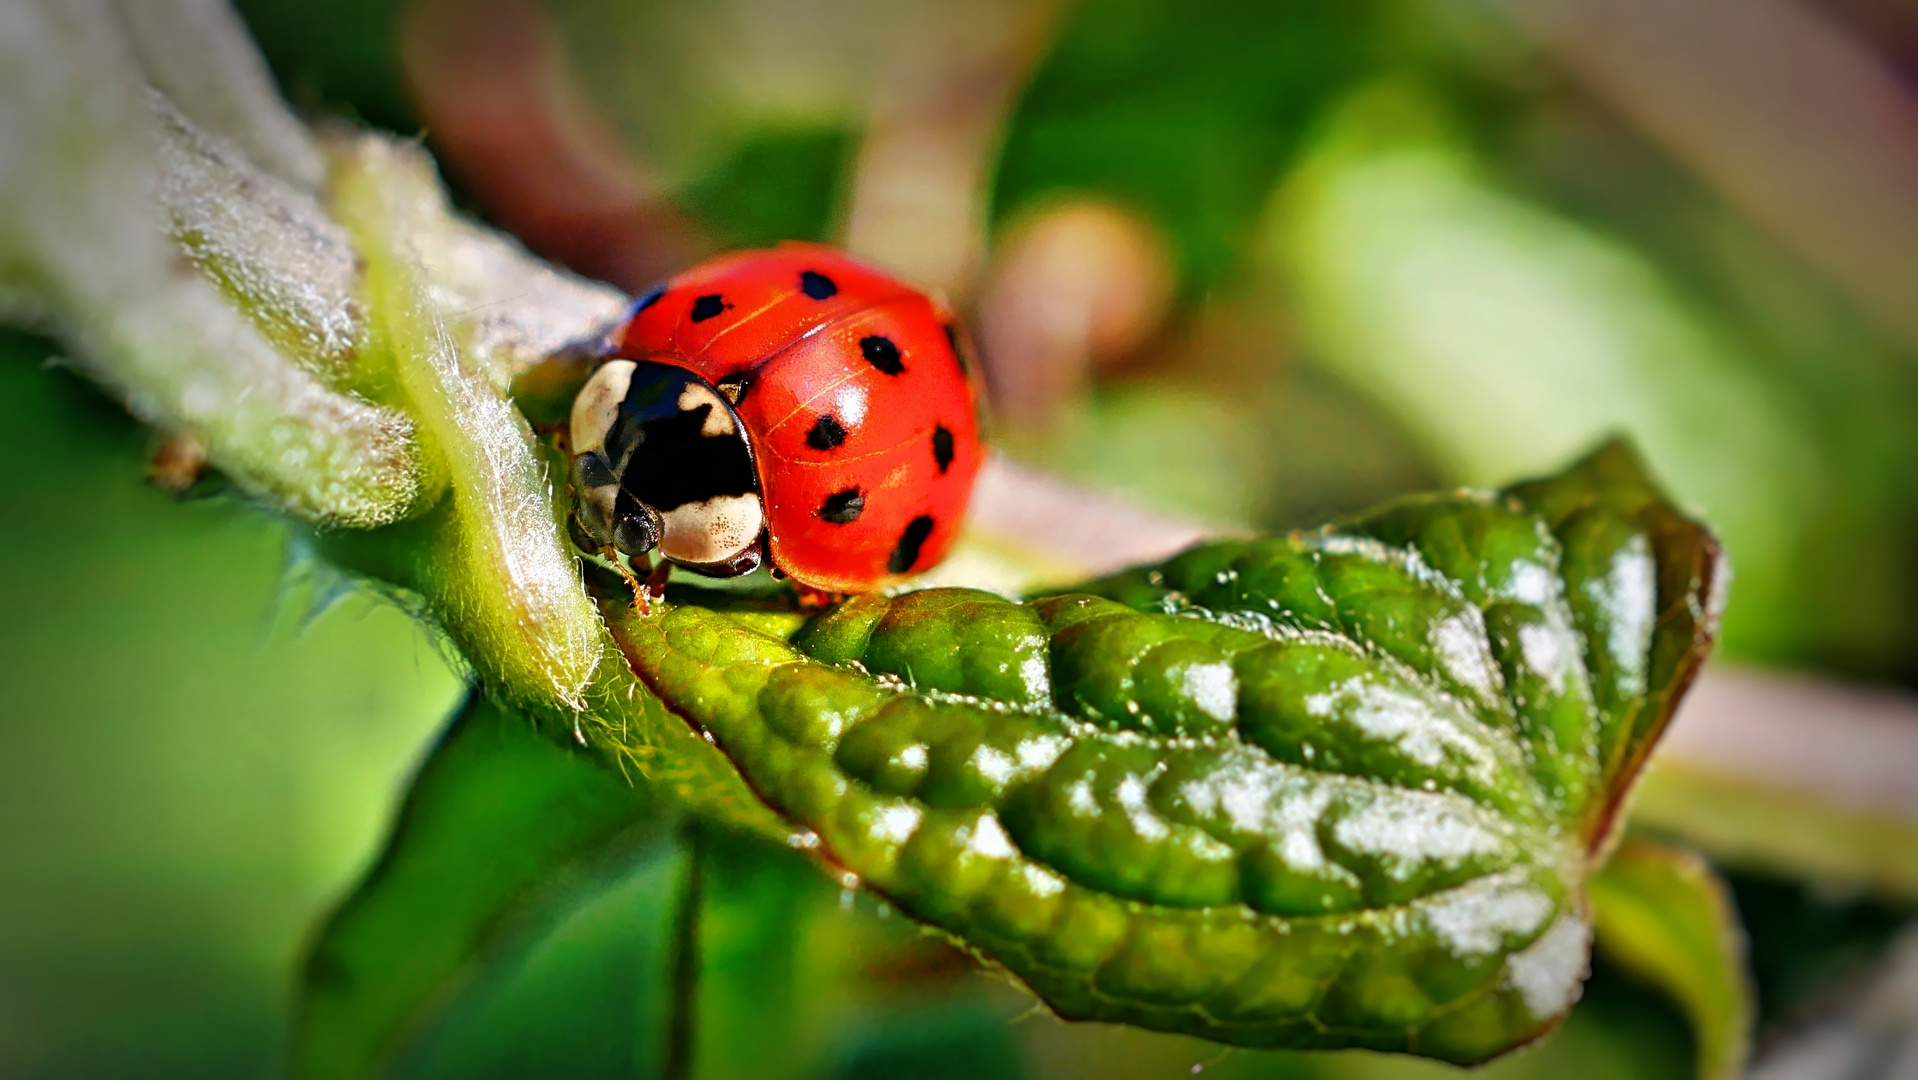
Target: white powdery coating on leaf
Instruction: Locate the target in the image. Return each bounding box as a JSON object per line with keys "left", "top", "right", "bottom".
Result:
{"left": 873, "top": 802, "right": 922, "bottom": 844}
{"left": 1066, "top": 777, "right": 1098, "bottom": 816}
{"left": 1420, "top": 871, "right": 1555, "bottom": 957}
{"left": 1506, "top": 560, "right": 1554, "bottom": 608}
{"left": 1201, "top": 757, "right": 1289, "bottom": 832}
{"left": 1016, "top": 733, "right": 1067, "bottom": 773}
{"left": 968, "top": 813, "right": 1017, "bottom": 860}
{"left": 1116, "top": 773, "right": 1170, "bottom": 840}
{"left": 1305, "top": 673, "right": 1500, "bottom": 781}
{"left": 1331, "top": 790, "right": 1506, "bottom": 873}
{"left": 1595, "top": 535, "right": 1657, "bottom": 700}
{"left": 1505, "top": 912, "right": 1591, "bottom": 1019}
{"left": 1181, "top": 659, "right": 1238, "bottom": 722}
{"left": 1430, "top": 608, "right": 1502, "bottom": 701}
{"left": 1019, "top": 654, "right": 1049, "bottom": 700}
{"left": 1022, "top": 862, "right": 1067, "bottom": 897}
{"left": 970, "top": 744, "right": 1015, "bottom": 786}
{"left": 1269, "top": 785, "right": 1338, "bottom": 872}
{"left": 1180, "top": 754, "right": 1337, "bottom": 871}
{"left": 1518, "top": 622, "right": 1571, "bottom": 690}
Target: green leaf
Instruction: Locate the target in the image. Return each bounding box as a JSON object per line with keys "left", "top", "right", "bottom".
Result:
{"left": 606, "top": 439, "right": 1724, "bottom": 1065}
{"left": 994, "top": 0, "right": 1384, "bottom": 296}
{"left": 1588, "top": 841, "right": 1753, "bottom": 1080}
{"left": 1266, "top": 83, "right": 1813, "bottom": 661}
{"left": 295, "top": 690, "right": 672, "bottom": 1080}
{"left": 1631, "top": 764, "right": 1918, "bottom": 902}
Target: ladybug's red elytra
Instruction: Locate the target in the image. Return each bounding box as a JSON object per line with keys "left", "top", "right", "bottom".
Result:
{"left": 567, "top": 243, "right": 985, "bottom": 601}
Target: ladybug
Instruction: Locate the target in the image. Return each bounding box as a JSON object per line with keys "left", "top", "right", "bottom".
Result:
{"left": 567, "top": 243, "right": 985, "bottom": 603}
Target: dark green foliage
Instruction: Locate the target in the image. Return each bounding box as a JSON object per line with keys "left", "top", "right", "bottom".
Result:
{"left": 297, "top": 691, "right": 675, "bottom": 1079}
{"left": 993, "top": 0, "right": 1384, "bottom": 294}
{"left": 235, "top": 0, "right": 415, "bottom": 131}
{"left": 678, "top": 129, "right": 853, "bottom": 250}
{"left": 602, "top": 440, "right": 1721, "bottom": 1063}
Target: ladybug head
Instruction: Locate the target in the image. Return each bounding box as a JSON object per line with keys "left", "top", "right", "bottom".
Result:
{"left": 568, "top": 359, "right": 765, "bottom": 577}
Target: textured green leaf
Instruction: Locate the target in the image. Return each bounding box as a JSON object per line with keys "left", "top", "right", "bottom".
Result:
{"left": 1589, "top": 841, "right": 1752, "bottom": 1080}
{"left": 295, "top": 691, "right": 672, "bottom": 1080}
{"left": 602, "top": 440, "right": 1722, "bottom": 1064}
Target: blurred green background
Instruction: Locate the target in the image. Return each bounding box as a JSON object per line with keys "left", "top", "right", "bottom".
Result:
{"left": 7, "top": 0, "right": 1918, "bottom": 1075}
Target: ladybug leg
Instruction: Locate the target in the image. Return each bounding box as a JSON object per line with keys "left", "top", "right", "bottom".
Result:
{"left": 150, "top": 431, "right": 209, "bottom": 494}
{"left": 606, "top": 507, "right": 666, "bottom": 613}
{"left": 793, "top": 585, "right": 848, "bottom": 611}
{"left": 641, "top": 559, "right": 673, "bottom": 609}
{"left": 534, "top": 422, "right": 572, "bottom": 454}
{"left": 600, "top": 545, "right": 650, "bottom": 610}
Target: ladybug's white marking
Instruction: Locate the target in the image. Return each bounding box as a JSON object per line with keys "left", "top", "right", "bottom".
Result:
{"left": 571, "top": 359, "right": 635, "bottom": 459}
{"left": 659, "top": 493, "right": 765, "bottom": 567}
{"left": 677, "top": 383, "right": 737, "bottom": 438}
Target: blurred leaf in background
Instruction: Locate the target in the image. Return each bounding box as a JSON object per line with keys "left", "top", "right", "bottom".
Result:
{"left": 991, "top": 0, "right": 1385, "bottom": 298}
{"left": 1589, "top": 842, "right": 1753, "bottom": 1080}
{"left": 296, "top": 691, "right": 671, "bottom": 1078}
{"left": 0, "top": 331, "right": 460, "bottom": 1077}
{"left": 236, "top": 0, "right": 414, "bottom": 131}
{"left": 1266, "top": 79, "right": 1821, "bottom": 661}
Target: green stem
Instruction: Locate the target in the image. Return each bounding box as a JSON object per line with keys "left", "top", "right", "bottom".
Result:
{"left": 663, "top": 823, "right": 705, "bottom": 1080}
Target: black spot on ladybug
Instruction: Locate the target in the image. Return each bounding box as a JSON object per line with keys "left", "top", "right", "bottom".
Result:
{"left": 932, "top": 425, "right": 954, "bottom": 473}
{"left": 806, "top": 414, "right": 847, "bottom": 451}
{"left": 943, "top": 323, "right": 968, "bottom": 375}
{"left": 888, "top": 515, "right": 935, "bottom": 574}
{"left": 820, "top": 487, "right": 865, "bottom": 524}
{"left": 691, "top": 294, "right": 726, "bottom": 321}
{"left": 633, "top": 284, "right": 667, "bottom": 315}
{"left": 861, "top": 334, "right": 904, "bottom": 375}
{"left": 799, "top": 270, "right": 837, "bottom": 300}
